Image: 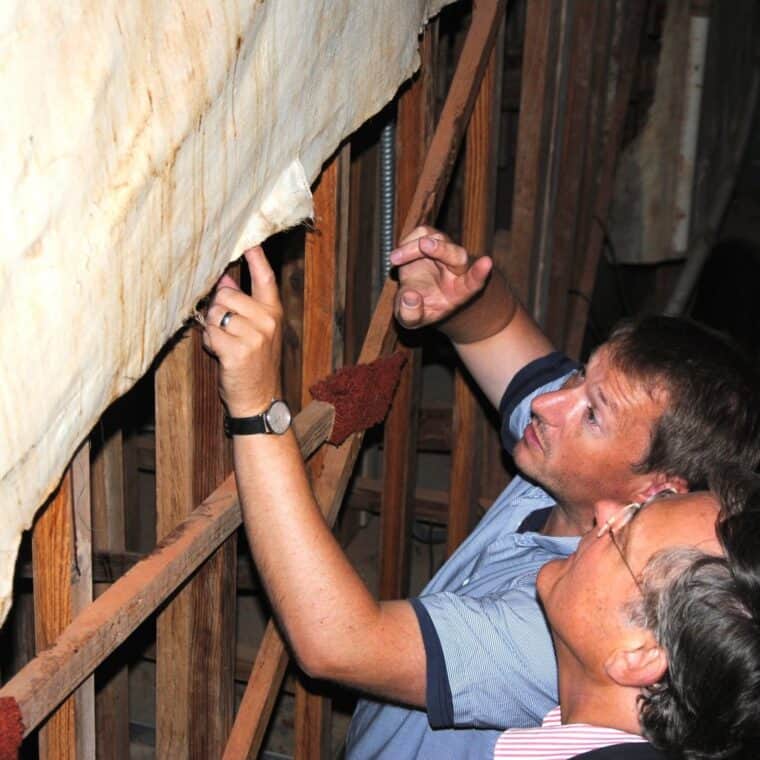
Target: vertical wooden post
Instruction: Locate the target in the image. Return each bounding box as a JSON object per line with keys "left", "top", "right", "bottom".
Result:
{"left": 447, "top": 14, "right": 503, "bottom": 555}
{"left": 379, "top": 24, "right": 437, "bottom": 600}
{"left": 90, "top": 414, "right": 130, "bottom": 760}
{"left": 294, "top": 145, "right": 350, "bottom": 760}
{"left": 33, "top": 444, "right": 95, "bottom": 759}
{"left": 155, "top": 325, "right": 236, "bottom": 759}
{"left": 509, "top": 0, "right": 566, "bottom": 310}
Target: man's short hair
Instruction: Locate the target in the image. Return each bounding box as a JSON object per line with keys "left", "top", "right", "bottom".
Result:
{"left": 628, "top": 471, "right": 760, "bottom": 759}
{"left": 606, "top": 315, "right": 760, "bottom": 488}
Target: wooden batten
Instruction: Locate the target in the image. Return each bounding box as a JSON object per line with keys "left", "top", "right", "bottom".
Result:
{"left": 90, "top": 416, "right": 130, "bottom": 760}
{"left": 154, "top": 326, "right": 236, "bottom": 758}
{"left": 294, "top": 145, "right": 350, "bottom": 759}
{"left": 32, "top": 444, "right": 95, "bottom": 759}
{"left": 379, "top": 23, "right": 437, "bottom": 601}
{"left": 447, "top": 14, "right": 504, "bottom": 555}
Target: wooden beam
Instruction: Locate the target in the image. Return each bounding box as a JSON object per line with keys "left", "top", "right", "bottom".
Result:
{"left": 222, "top": 4, "right": 506, "bottom": 756}
{"left": 0, "top": 401, "right": 335, "bottom": 738}
{"left": 508, "top": 0, "right": 561, "bottom": 308}
{"left": 32, "top": 444, "right": 95, "bottom": 760}
{"left": 564, "top": 0, "right": 647, "bottom": 357}
{"left": 90, "top": 416, "right": 130, "bottom": 760}
{"left": 379, "top": 23, "right": 437, "bottom": 600}
{"left": 541, "top": 2, "right": 605, "bottom": 347}
{"left": 448, "top": 12, "right": 503, "bottom": 554}
{"left": 154, "top": 326, "right": 235, "bottom": 759}
{"left": 294, "top": 144, "right": 350, "bottom": 760}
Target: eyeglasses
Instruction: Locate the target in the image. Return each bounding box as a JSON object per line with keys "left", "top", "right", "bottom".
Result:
{"left": 596, "top": 489, "right": 677, "bottom": 594}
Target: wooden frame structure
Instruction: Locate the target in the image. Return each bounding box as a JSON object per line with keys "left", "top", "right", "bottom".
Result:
{"left": 0, "top": 1, "right": 650, "bottom": 756}
{"left": 0, "top": 3, "right": 506, "bottom": 757}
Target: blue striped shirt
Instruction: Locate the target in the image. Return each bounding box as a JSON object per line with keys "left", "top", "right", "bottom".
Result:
{"left": 346, "top": 353, "right": 580, "bottom": 759}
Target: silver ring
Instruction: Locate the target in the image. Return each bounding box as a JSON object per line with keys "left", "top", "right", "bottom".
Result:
{"left": 219, "top": 310, "right": 235, "bottom": 329}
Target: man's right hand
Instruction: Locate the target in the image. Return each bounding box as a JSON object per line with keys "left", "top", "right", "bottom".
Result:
{"left": 390, "top": 226, "right": 493, "bottom": 331}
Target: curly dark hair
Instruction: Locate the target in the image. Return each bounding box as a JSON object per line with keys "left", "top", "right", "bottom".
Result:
{"left": 630, "top": 471, "right": 760, "bottom": 759}
{"left": 605, "top": 316, "right": 760, "bottom": 489}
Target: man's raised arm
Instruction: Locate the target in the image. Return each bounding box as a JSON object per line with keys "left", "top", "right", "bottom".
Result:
{"left": 391, "top": 226, "right": 553, "bottom": 407}
{"left": 202, "top": 247, "right": 427, "bottom": 708}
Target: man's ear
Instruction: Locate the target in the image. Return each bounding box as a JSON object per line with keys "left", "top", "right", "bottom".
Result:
{"left": 604, "top": 634, "right": 668, "bottom": 687}
{"left": 639, "top": 473, "right": 689, "bottom": 501}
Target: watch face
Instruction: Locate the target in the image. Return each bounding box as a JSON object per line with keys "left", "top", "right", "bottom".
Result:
{"left": 266, "top": 400, "right": 292, "bottom": 434}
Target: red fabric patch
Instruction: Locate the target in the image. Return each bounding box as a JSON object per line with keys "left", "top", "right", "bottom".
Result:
{"left": 0, "top": 697, "right": 23, "bottom": 760}
{"left": 310, "top": 352, "right": 407, "bottom": 445}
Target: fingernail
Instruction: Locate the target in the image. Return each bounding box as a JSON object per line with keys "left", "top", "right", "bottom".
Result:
{"left": 402, "top": 293, "right": 418, "bottom": 307}
{"left": 422, "top": 236, "right": 437, "bottom": 249}
{"left": 389, "top": 251, "right": 401, "bottom": 264}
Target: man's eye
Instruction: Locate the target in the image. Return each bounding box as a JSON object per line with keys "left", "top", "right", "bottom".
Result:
{"left": 586, "top": 405, "right": 598, "bottom": 425}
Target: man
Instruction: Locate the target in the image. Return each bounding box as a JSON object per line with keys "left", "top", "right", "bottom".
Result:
{"left": 203, "top": 234, "right": 760, "bottom": 758}
{"left": 494, "top": 478, "right": 760, "bottom": 759}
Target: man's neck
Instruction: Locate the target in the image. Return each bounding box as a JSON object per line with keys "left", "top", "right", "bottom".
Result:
{"left": 541, "top": 502, "right": 593, "bottom": 537}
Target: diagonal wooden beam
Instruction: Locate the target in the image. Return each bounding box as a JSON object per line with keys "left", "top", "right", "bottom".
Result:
{"left": 0, "top": 401, "right": 335, "bottom": 738}
{"left": 222, "top": 2, "right": 507, "bottom": 757}
{"left": 1, "top": 1, "right": 507, "bottom": 750}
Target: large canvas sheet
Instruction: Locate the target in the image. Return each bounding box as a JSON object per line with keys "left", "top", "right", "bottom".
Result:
{"left": 0, "top": 0, "right": 453, "bottom": 624}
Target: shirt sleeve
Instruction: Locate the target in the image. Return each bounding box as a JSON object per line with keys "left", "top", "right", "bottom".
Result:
{"left": 499, "top": 352, "right": 581, "bottom": 452}
{"left": 413, "top": 581, "right": 559, "bottom": 730}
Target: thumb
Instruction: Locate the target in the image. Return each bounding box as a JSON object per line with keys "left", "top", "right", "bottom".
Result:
{"left": 243, "top": 245, "right": 279, "bottom": 306}
{"left": 396, "top": 288, "right": 424, "bottom": 328}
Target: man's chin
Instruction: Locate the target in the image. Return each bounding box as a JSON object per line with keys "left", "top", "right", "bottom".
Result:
{"left": 536, "top": 557, "right": 564, "bottom": 602}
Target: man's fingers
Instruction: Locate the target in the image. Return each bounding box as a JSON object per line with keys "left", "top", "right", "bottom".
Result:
{"left": 395, "top": 288, "right": 425, "bottom": 328}
{"left": 461, "top": 256, "right": 493, "bottom": 294}
{"left": 244, "top": 246, "right": 280, "bottom": 307}
{"left": 398, "top": 225, "right": 448, "bottom": 247}
{"left": 390, "top": 236, "right": 468, "bottom": 273}
{"left": 216, "top": 273, "right": 241, "bottom": 292}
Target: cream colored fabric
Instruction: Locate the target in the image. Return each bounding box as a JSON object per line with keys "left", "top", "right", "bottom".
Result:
{"left": 0, "top": 0, "right": 453, "bottom": 624}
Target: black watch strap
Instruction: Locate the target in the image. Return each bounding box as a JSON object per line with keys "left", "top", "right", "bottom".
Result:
{"left": 224, "top": 414, "right": 267, "bottom": 436}
{"left": 224, "top": 399, "right": 292, "bottom": 437}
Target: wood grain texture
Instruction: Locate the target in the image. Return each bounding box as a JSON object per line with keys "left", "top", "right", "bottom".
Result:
{"left": 448, "top": 13, "right": 503, "bottom": 554}
{"left": 295, "top": 146, "right": 349, "bottom": 760}
{"left": 564, "top": 0, "right": 647, "bottom": 357}
{"left": 222, "top": 5, "right": 506, "bottom": 756}
{"left": 32, "top": 444, "right": 94, "bottom": 760}
{"left": 154, "top": 326, "right": 235, "bottom": 759}
{"left": 91, "top": 416, "right": 130, "bottom": 760}
{"left": 1, "top": 402, "right": 332, "bottom": 738}
{"left": 508, "top": 0, "right": 560, "bottom": 308}
{"left": 379, "top": 24, "right": 436, "bottom": 601}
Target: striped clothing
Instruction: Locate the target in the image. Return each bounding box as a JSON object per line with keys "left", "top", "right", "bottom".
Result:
{"left": 494, "top": 706, "right": 646, "bottom": 759}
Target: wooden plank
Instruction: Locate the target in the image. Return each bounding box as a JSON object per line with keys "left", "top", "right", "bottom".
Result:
{"left": 564, "top": 0, "right": 647, "bottom": 357}
{"left": 0, "top": 401, "right": 334, "bottom": 738}
{"left": 541, "top": 2, "right": 600, "bottom": 348}
{"left": 294, "top": 145, "right": 350, "bottom": 760}
{"left": 447, "top": 12, "right": 503, "bottom": 554}
{"left": 379, "top": 24, "right": 437, "bottom": 601}
{"left": 90, "top": 414, "right": 130, "bottom": 760}
{"left": 508, "top": 0, "right": 561, "bottom": 308}
{"left": 222, "top": 5, "right": 506, "bottom": 757}
{"left": 32, "top": 444, "right": 94, "bottom": 760}
{"left": 154, "top": 326, "right": 235, "bottom": 759}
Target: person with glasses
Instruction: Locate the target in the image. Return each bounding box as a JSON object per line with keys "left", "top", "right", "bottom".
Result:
{"left": 204, "top": 240, "right": 760, "bottom": 759}
{"left": 494, "top": 477, "right": 760, "bottom": 759}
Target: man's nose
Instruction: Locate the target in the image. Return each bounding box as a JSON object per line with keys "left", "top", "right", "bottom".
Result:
{"left": 531, "top": 386, "right": 579, "bottom": 423}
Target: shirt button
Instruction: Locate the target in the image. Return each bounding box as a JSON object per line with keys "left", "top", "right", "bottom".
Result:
{"left": 461, "top": 578, "right": 470, "bottom": 586}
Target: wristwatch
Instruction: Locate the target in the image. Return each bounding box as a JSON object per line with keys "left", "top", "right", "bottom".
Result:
{"left": 224, "top": 399, "right": 292, "bottom": 437}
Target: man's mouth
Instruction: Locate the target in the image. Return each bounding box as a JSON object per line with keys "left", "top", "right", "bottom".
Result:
{"left": 523, "top": 421, "right": 544, "bottom": 451}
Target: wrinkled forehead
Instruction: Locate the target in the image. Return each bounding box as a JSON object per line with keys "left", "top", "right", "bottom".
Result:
{"left": 591, "top": 343, "right": 669, "bottom": 413}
